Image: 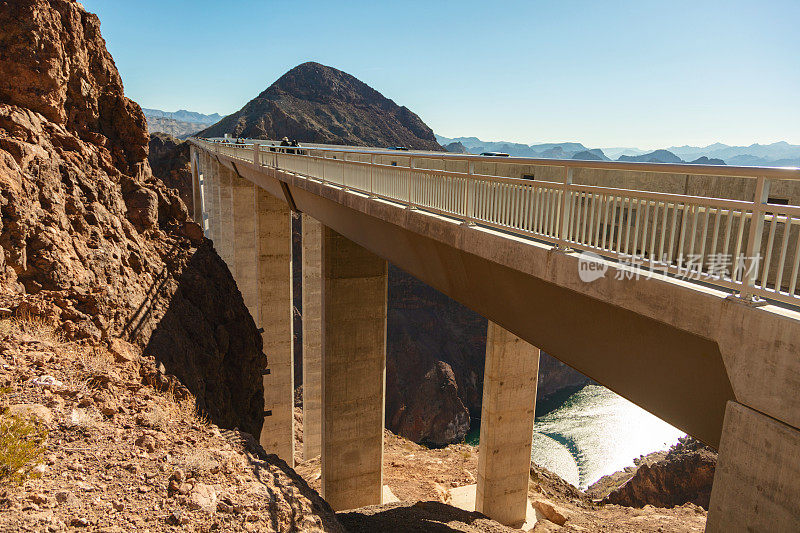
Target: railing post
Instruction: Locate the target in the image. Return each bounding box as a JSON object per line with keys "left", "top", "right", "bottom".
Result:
{"left": 341, "top": 154, "right": 349, "bottom": 191}
{"left": 556, "top": 166, "right": 574, "bottom": 251}
{"left": 253, "top": 143, "right": 260, "bottom": 166}
{"left": 462, "top": 160, "right": 475, "bottom": 226}
{"left": 741, "top": 176, "right": 770, "bottom": 301}
{"left": 369, "top": 154, "right": 376, "bottom": 198}
{"left": 406, "top": 157, "right": 415, "bottom": 209}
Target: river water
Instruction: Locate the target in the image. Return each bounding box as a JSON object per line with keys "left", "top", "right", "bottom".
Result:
{"left": 466, "top": 384, "right": 685, "bottom": 489}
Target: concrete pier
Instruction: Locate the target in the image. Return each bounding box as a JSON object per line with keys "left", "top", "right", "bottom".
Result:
{"left": 706, "top": 401, "right": 800, "bottom": 532}
{"left": 476, "top": 322, "right": 539, "bottom": 528}
{"left": 256, "top": 187, "right": 295, "bottom": 466}
{"left": 190, "top": 147, "right": 203, "bottom": 224}
{"left": 203, "top": 153, "right": 218, "bottom": 240}
{"left": 216, "top": 163, "right": 235, "bottom": 270}
{"left": 231, "top": 174, "right": 258, "bottom": 320}
{"left": 321, "top": 227, "right": 388, "bottom": 511}
{"left": 302, "top": 214, "right": 323, "bottom": 460}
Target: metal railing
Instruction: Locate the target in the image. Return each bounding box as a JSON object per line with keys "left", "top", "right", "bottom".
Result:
{"left": 195, "top": 138, "right": 800, "bottom": 306}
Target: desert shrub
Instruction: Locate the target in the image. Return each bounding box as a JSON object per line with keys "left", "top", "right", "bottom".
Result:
{"left": 0, "top": 409, "right": 47, "bottom": 484}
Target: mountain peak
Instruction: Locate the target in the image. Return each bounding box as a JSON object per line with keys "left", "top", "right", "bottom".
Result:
{"left": 201, "top": 63, "right": 442, "bottom": 150}
{"left": 260, "top": 62, "right": 388, "bottom": 109}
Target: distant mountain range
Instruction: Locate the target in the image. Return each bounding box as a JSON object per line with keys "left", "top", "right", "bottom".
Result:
{"left": 142, "top": 108, "right": 223, "bottom": 124}
{"left": 143, "top": 109, "right": 225, "bottom": 139}
{"left": 436, "top": 135, "right": 800, "bottom": 167}
{"left": 144, "top": 116, "right": 208, "bottom": 139}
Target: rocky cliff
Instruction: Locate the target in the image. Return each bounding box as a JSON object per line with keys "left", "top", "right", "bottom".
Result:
{"left": 199, "top": 62, "right": 443, "bottom": 151}
{"left": 148, "top": 132, "right": 193, "bottom": 211}
{"left": 591, "top": 437, "right": 717, "bottom": 510}
{"left": 0, "top": 0, "right": 264, "bottom": 437}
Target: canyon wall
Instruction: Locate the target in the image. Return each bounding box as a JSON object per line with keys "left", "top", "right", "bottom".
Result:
{"left": 0, "top": 0, "right": 264, "bottom": 436}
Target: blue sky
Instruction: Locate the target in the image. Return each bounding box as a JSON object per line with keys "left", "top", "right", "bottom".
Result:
{"left": 82, "top": 0, "right": 799, "bottom": 149}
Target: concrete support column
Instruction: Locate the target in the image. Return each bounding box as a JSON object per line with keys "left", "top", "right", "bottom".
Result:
{"left": 201, "top": 153, "right": 215, "bottom": 239}
{"left": 208, "top": 156, "right": 222, "bottom": 243}
{"left": 476, "top": 322, "right": 539, "bottom": 528}
{"left": 216, "top": 163, "right": 236, "bottom": 270}
{"left": 321, "top": 227, "right": 387, "bottom": 511}
{"left": 231, "top": 175, "right": 258, "bottom": 320}
{"left": 302, "top": 214, "right": 323, "bottom": 460}
{"left": 256, "top": 187, "right": 294, "bottom": 466}
{"left": 190, "top": 147, "right": 203, "bottom": 224}
{"left": 706, "top": 401, "right": 800, "bottom": 532}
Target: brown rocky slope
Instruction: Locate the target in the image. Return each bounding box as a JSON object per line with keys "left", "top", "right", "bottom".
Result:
{"left": 0, "top": 318, "right": 342, "bottom": 531}
{"left": 199, "top": 62, "right": 444, "bottom": 151}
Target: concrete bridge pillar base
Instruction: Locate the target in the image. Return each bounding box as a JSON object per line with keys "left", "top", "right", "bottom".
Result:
{"left": 706, "top": 401, "right": 800, "bottom": 532}
{"left": 321, "top": 227, "right": 387, "bottom": 511}
{"left": 302, "top": 214, "right": 323, "bottom": 460}
{"left": 477, "top": 322, "right": 539, "bottom": 528}
{"left": 255, "top": 187, "right": 295, "bottom": 467}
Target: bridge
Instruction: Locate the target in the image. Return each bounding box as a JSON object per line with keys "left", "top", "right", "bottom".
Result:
{"left": 189, "top": 138, "right": 800, "bottom": 531}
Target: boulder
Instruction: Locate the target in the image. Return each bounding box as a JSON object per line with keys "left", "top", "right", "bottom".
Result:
{"left": 189, "top": 483, "right": 217, "bottom": 514}
{"left": 533, "top": 498, "right": 571, "bottom": 526}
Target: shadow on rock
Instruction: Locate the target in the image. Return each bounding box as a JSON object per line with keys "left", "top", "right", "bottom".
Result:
{"left": 337, "top": 501, "right": 512, "bottom": 533}
{"left": 129, "top": 243, "right": 266, "bottom": 437}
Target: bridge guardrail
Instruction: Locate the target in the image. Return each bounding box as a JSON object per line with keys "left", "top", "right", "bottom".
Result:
{"left": 194, "top": 138, "right": 800, "bottom": 306}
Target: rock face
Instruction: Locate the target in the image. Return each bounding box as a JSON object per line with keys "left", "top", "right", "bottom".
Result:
{"left": 0, "top": 318, "right": 343, "bottom": 532}
{"left": 0, "top": 0, "right": 263, "bottom": 436}
{"left": 603, "top": 437, "right": 717, "bottom": 509}
{"left": 386, "top": 266, "right": 483, "bottom": 446}
{"left": 148, "top": 132, "right": 193, "bottom": 212}
{"left": 0, "top": 0, "right": 148, "bottom": 176}
{"left": 199, "top": 62, "right": 444, "bottom": 151}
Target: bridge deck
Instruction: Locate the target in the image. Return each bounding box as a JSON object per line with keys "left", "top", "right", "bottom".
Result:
{"left": 192, "top": 138, "right": 800, "bottom": 451}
